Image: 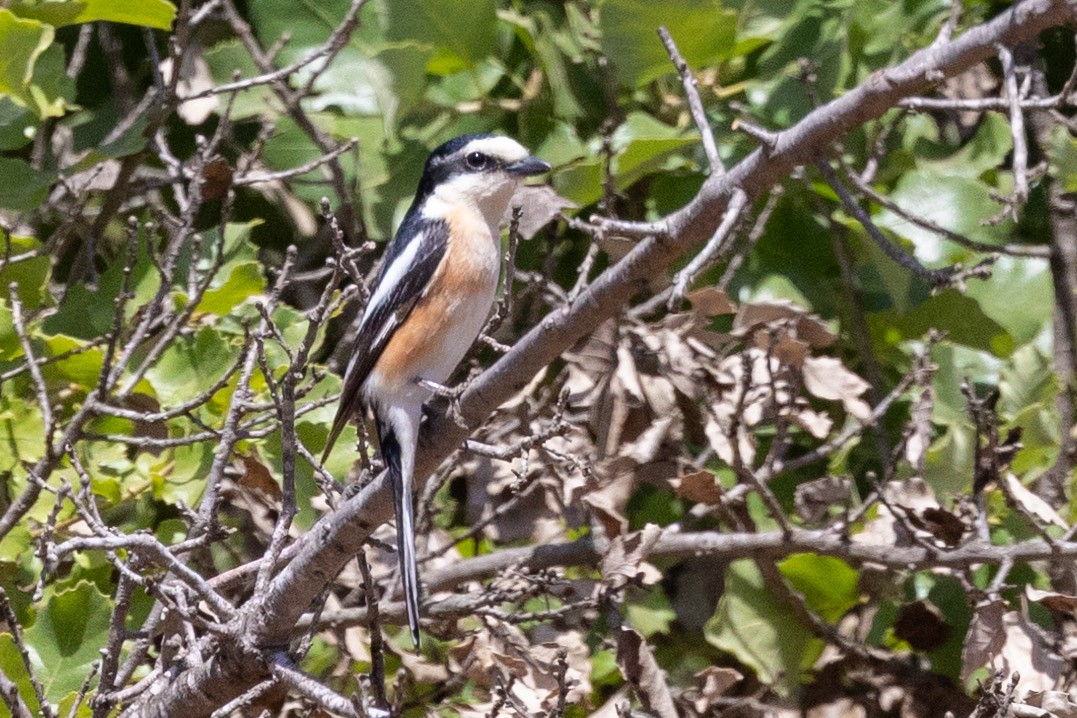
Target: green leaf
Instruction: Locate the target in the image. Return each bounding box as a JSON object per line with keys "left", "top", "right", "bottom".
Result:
{"left": 883, "top": 289, "right": 1013, "bottom": 357}
{"left": 963, "top": 256, "right": 1052, "bottom": 347}
{"left": 612, "top": 112, "right": 699, "bottom": 192}
{"left": 384, "top": 0, "right": 497, "bottom": 73}
{"left": 0, "top": 157, "right": 52, "bottom": 210}
{"left": 40, "top": 334, "right": 105, "bottom": 389}
{"left": 308, "top": 43, "right": 431, "bottom": 129}
{"left": 923, "top": 113, "right": 1013, "bottom": 179}
{"left": 874, "top": 170, "right": 1013, "bottom": 261}
{"left": 9, "top": 0, "right": 176, "bottom": 30}
{"left": 150, "top": 442, "right": 212, "bottom": 505}
{"left": 626, "top": 588, "right": 677, "bottom": 637}
{"left": 0, "top": 391, "right": 46, "bottom": 471}
{"left": 1000, "top": 343, "right": 1056, "bottom": 420}
{"left": 145, "top": 327, "right": 236, "bottom": 405}
{"left": 0, "top": 632, "right": 42, "bottom": 714}
{"left": 705, "top": 559, "right": 818, "bottom": 696}
{"left": 1046, "top": 124, "right": 1077, "bottom": 193}
{"left": 0, "top": 235, "right": 50, "bottom": 307}
{"left": 426, "top": 56, "right": 504, "bottom": 106}
{"left": 0, "top": 303, "right": 18, "bottom": 360}
{"left": 26, "top": 41, "right": 73, "bottom": 118}
{"left": 778, "top": 554, "right": 860, "bottom": 623}
{"left": 599, "top": 0, "right": 736, "bottom": 87}
{"left": 25, "top": 581, "right": 111, "bottom": 702}
{"left": 0, "top": 96, "right": 36, "bottom": 149}
{"left": 202, "top": 40, "right": 268, "bottom": 120}
{"left": 197, "top": 261, "right": 265, "bottom": 316}
{"left": 0, "top": 10, "right": 54, "bottom": 116}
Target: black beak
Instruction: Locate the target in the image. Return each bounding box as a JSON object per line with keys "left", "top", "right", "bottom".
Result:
{"left": 505, "top": 156, "right": 551, "bottom": 177}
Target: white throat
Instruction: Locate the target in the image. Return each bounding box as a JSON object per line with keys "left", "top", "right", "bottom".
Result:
{"left": 426, "top": 174, "right": 520, "bottom": 236}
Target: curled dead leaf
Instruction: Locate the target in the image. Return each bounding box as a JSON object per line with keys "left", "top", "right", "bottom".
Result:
{"left": 1026, "top": 586, "right": 1077, "bottom": 617}
{"left": 1003, "top": 472, "right": 1066, "bottom": 528}
{"left": 506, "top": 184, "right": 577, "bottom": 239}
{"left": 202, "top": 159, "right": 234, "bottom": 201}
{"left": 733, "top": 299, "right": 836, "bottom": 348}
{"left": 802, "top": 356, "right": 872, "bottom": 421}
{"left": 961, "top": 599, "right": 1006, "bottom": 683}
{"left": 616, "top": 627, "right": 678, "bottom": 718}
{"left": 692, "top": 666, "right": 743, "bottom": 713}
{"left": 601, "top": 524, "right": 663, "bottom": 589}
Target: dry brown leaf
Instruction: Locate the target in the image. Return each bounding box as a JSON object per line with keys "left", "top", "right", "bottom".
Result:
{"left": 65, "top": 158, "right": 121, "bottom": 193}
{"left": 616, "top": 627, "right": 678, "bottom": 718}
{"left": 852, "top": 477, "right": 940, "bottom": 547}
{"left": 985, "top": 610, "right": 1065, "bottom": 693}
{"left": 672, "top": 470, "right": 724, "bottom": 506}
{"left": 687, "top": 287, "right": 736, "bottom": 317}
{"left": 622, "top": 417, "right": 673, "bottom": 464}
{"left": 601, "top": 524, "right": 663, "bottom": 589}
{"left": 638, "top": 372, "right": 679, "bottom": 418}
{"left": 802, "top": 356, "right": 872, "bottom": 421}
{"left": 530, "top": 631, "right": 593, "bottom": 705}
{"left": 202, "top": 159, "right": 234, "bottom": 201}
{"left": 584, "top": 491, "right": 629, "bottom": 539}
{"left": 733, "top": 299, "right": 836, "bottom": 348}
{"left": 961, "top": 599, "right": 1007, "bottom": 683}
{"left": 239, "top": 453, "right": 282, "bottom": 500}
{"left": 772, "top": 332, "right": 810, "bottom": 367}
{"left": 1026, "top": 586, "right": 1077, "bottom": 617}
{"left": 1004, "top": 472, "right": 1067, "bottom": 528}
{"left": 1025, "top": 691, "right": 1077, "bottom": 718}
{"left": 692, "top": 666, "right": 743, "bottom": 713}
{"left": 614, "top": 344, "right": 646, "bottom": 404}
{"left": 507, "top": 184, "right": 577, "bottom": 239}
{"left": 788, "top": 403, "right": 833, "bottom": 439}
{"left": 704, "top": 415, "right": 754, "bottom": 466}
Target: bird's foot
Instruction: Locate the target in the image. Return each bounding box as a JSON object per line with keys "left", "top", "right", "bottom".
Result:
{"left": 416, "top": 378, "right": 469, "bottom": 429}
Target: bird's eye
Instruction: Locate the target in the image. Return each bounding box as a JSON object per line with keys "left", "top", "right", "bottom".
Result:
{"left": 465, "top": 152, "right": 489, "bottom": 170}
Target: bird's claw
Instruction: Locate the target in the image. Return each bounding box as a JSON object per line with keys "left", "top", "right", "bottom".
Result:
{"left": 417, "top": 378, "right": 469, "bottom": 429}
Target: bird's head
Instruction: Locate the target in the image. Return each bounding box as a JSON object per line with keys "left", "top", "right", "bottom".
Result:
{"left": 417, "top": 134, "right": 551, "bottom": 222}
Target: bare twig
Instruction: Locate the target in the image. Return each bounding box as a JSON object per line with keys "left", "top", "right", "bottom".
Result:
{"left": 658, "top": 26, "right": 723, "bottom": 175}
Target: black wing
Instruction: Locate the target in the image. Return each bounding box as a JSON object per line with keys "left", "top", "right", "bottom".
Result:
{"left": 322, "top": 215, "right": 448, "bottom": 459}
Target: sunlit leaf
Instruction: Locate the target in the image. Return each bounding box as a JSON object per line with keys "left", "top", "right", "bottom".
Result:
{"left": 599, "top": 0, "right": 736, "bottom": 87}
{"left": 0, "top": 10, "right": 54, "bottom": 116}
{"left": 705, "top": 559, "right": 818, "bottom": 696}
{"left": 9, "top": 0, "right": 176, "bottom": 29}
{"left": 25, "top": 581, "right": 111, "bottom": 702}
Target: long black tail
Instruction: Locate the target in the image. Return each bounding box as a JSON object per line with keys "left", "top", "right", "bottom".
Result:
{"left": 378, "top": 421, "right": 422, "bottom": 648}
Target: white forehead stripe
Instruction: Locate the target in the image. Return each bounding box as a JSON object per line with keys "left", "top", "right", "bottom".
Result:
{"left": 462, "top": 136, "right": 529, "bottom": 163}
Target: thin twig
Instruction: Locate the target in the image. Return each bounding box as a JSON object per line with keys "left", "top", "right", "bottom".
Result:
{"left": 658, "top": 26, "right": 723, "bottom": 175}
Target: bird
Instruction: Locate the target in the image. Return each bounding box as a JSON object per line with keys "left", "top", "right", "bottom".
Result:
{"left": 322, "top": 134, "right": 550, "bottom": 648}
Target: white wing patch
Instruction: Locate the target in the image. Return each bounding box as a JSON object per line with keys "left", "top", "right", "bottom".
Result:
{"left": 362, "top": 234, "right": 422, "bottom": 329}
